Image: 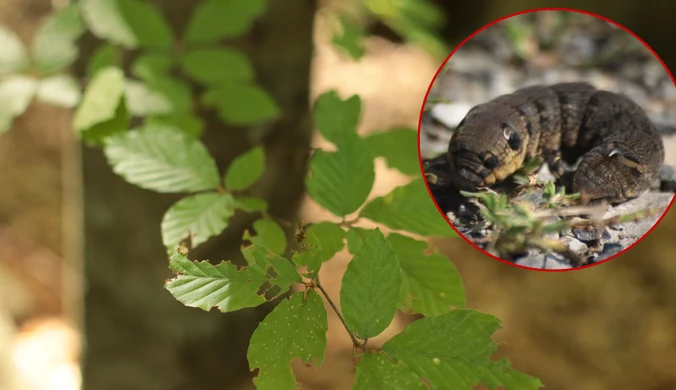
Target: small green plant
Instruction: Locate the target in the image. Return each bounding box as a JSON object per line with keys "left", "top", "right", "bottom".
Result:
{"left": 0, "top": 1, "right": 543, "bottom": 388}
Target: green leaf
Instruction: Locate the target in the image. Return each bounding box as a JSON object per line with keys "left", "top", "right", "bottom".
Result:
{"left": 224, "top": 147, "right": 265, "bottom": 191}
{"left": 292, "top": 231, "right": 323, "bottom": 277}
{"left": 242, "top": 245, "right": 301, "bottom": 295}
{"left": 382, "top": 310, "right": 543, "bottom": 390}
{"left": 233, "top": 197, "right": 268, "bottom": 212}
{"left": 332, "top": 14, "right": 365, "bottom": 60}
{"left": 306, "top": 133, "right": 374, "bottom": 217}
{"left": 0, "top": 27, "right": 28, "bottom": 75}
{"left": 354, "top": 353, "right": 426, "bottom": 390}
{"left": 161, "top": 192, "right": 236, "bottom": 251}
{"left": 74, "top": 67, "right": 125, "bottom": 134}
{"left": 360, "top": 178, "right": 454, "bottom": 237}
{"left": 243, "top": 219, "right": 287, "bottom": 255}
{"left": 35, "top": 74, "right": 81, "bottom": 108}
{"left": 312, "top": 91, "right": 361, "bottom": 145}
{"left": 32, "top": 5, "right": 85, "bottom": 74}
{"left": 145, "top": 113, "right": 204, "bottom": 138}
{"left": 248, "top": 291, "right": 328, "bottom": 390}
{"left": 185, "top": 0, "right": 267, "bottom": 45}
{"left": 365, "top": 127, "right": 420, "bottom": 175}
{"left": 80, "top": 0, "right": 174, "bottom": 49}
{"left": 124, "top": 80, "right": 173, "bottom": 116}
{"left": 131, "top": 53, "right": 175, "bottom": 81}
{"left": 202, "top": 85, "right": 280, "bottom": 125}
{"left": 180, "top": 48, "right": 253, "bottom": 86}
{"left": 86, "top": 45, "right": 121, "bottom": 77}
{"left": 387, "top": 233, "right": 465, "bottom": 316}
{"left": 0, "top": 76, "right": 37, "bottom": 134}
{"left": 306, "top": 222, "right": 345, "bottom": 261}
{"left": 104, "top": 127, "right": 220, "bottom": 193}
{"left": 165, "top": 252, "right": 266, "bottom": 312}
{"left": 340, "top": 228, "right": 401, "bottom": 340}
{"left": 346, "top": 227, "right": 371, "bottom": 255}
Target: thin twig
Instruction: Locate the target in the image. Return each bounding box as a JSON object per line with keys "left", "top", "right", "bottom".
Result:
{"left": 315, "top": 277, "right": 362, "bottom": 348}
{"left": 339, "top": 216, "right": 360, "bottom": 228}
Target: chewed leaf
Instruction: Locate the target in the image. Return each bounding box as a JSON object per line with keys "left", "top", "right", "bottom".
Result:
{"left": 248, "top": 291, "right": 328, "bottom": 390}
{"left": 165, "top": 253, "right": 266, "bottom": 312}
{"left": 161, "top": 192, "right": 236, "bottom": 252}
{"left": 243, "top": 219, "right": 287, "bottom": 255}
{"left": 383, "top": 310, "right": 543, "bottom": 390}
{"left": 242, "top": 245, "right": 301, "bottom": 296}
{"left": 354, "top": 353, "right": 426, "bottom": 390}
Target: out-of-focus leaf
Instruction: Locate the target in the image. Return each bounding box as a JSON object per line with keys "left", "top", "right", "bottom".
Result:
{"left": 104, "top": 127, "right": 220, "bottom": 193}
{"left": 36, "top": 74, "right": 81, "bottom": 108}
{"left": 202, "top": 85, "right": 279, "bottom": 125}
{"left": 184, "top": 0, "right": 266, "bottom": 45}
{"left": 0, "top": 27, "right": 28, "bottom": 75}
{"left": 32, "top": 5, "right": 85, "bottom": 74}
{"left": 80, "top": 0, "right": 174, "bottom": 49}
{"left": 73, "top": 67, "right": 128, "bottom": 142}
{"left": 131, "top": 53, "right": 175, "bottom": 81}
{"left": 224, "top": 147, "right": 266, "bottom": 191}
{"left": 180, "top": 48, "right": 253, "bottom": 86}
{"left": 332, "top": 14, "right": 365, "bottom": 60}
{"left": 87, "top": 45, "right": 121, "bottom": 77}
{"left": 0, "top": 76, "right": 38, "bottom": 133}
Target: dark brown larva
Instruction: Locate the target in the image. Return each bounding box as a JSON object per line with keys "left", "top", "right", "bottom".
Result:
{"left": 447, "top": 82, "right": 664, "bottom": 203}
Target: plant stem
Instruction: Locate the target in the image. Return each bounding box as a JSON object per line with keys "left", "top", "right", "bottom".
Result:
{"left": 315, "top": 277, "right": 361, "bottom": 348}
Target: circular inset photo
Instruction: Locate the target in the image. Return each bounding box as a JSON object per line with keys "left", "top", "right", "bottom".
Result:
{"left": 419, "top": 8, "right": 676, "bottom": 271}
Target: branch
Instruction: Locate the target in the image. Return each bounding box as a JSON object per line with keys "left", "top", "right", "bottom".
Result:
{"left": 315, "top": 277, "right": 362, "bottom": 348}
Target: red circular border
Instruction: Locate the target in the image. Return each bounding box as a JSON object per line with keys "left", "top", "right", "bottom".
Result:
{"left": 417, "top": 7, "right": 676, "bottom": 272}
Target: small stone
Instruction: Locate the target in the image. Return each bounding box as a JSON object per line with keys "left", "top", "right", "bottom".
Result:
{"left": 573, "top": 227, "right": 603, "bottom": 242}
{"left": 601, "top": 229, "right": 611, "bottom": 240}
{"left": 568, "top": 239, "right": 588, "bottom": 254}
{"left": 598, "top": 243, "right": 624, "bottom": 260}
{"left": 659, "top": 165, "right": 676, "bottom": 192}
{"left": 515, "top": 254, "right": 572, "bottom": 269}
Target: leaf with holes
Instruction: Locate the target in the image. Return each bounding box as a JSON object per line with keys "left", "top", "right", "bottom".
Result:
{"left": 242, "top": 219, "right": 287, "bottom": 255}
{"left": 202, "top": 85, "right": 279, "bottom": 125}
{"left": 248, "top": 291, "right": 328, "bottom": 390}
{"left": 180, "top": 48, "right": 253, "bottom": 86}
{"left": 185, "top": 0, "right": 266, "bottom": 45}
{"left": 242, "top": 245, "right": 301, "bottom": 297}
{"left": 0, "top": 76, "right": 37, "bottom": 134}
{"left": 354, "top": 353, "right": 426, "bottom": 390}
{"left": 0, "top": 27, "right": 28, "bottom": 75}
{"left": 161, "top": 192, "right": 236, "bottom": 252}
{"left": 306, "top": 133, "right": 374, "bottom": 217}
{"left": 340, "top": 228, "right": 401, "bottom": 340}
{"left": 292, "top": 230, "right": 323, "bottom": 277}
{"left": 224, "top": 147, "right": 265, "bottom": 191}
{"left": 382, "top": 310, "right": 543, "bottom": 390}
{"left": 306, "top": 222, "right": 345, "bottom": 261}
{"left": 388, "top": 233, "right": 465, "bottom": 316}
{"left": 365, "top": 127, "right": 419, "bottom": 175}
{"left": 36, "top": 75, "right": 81, "bottom": 108}
{"left": 104, "top": 127, "right": 220, "bottom": 193}
{"left": 80, "top": 0, "right": 174, "bottom": 49}
{"left": 32, "top": 4, "right": 85, "bottom": 74}
{"left": 312, "top": 90, "right": 361, "bottom": 145}
{"left": 165, "top": 252, "right": 266, "bottom": 312}
{"left": 360, "top": 178, "right": 455, "bottom": 237}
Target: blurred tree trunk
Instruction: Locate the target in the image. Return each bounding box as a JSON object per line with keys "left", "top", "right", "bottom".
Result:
{"left": 80, "top": 1, "right": 316, "bottom": 389}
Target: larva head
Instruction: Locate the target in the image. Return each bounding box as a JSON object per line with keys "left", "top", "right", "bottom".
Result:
{"left": 447, "top": 104, "right": 529, "bottom": 190}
